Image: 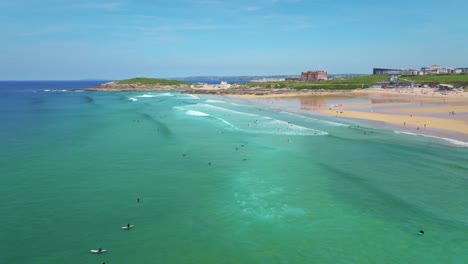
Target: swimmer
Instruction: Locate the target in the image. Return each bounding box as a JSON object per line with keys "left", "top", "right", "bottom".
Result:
{"left": 418, "top": 230, "right": 424, "bottom": 235}
{"left": 137, "top": 198, "right": 140, "bottom": 203}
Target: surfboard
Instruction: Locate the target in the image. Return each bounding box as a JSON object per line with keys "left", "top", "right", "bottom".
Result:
{"left": 121, "top": 225, "right": 134, "bottom": 230}
{"left": 90, "top": 249, "right": 107, "bottom": 253}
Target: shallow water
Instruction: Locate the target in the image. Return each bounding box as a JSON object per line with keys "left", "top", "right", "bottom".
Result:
{"left": 1, "top": 82, "right": 468, "bottom": 263}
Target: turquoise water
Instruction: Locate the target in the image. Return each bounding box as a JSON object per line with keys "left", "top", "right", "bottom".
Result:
{"left": 1, "top": 84, "right": 468, "bottom": 263}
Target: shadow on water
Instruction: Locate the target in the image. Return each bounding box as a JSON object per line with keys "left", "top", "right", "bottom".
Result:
{"left": 82, "top": 95, "right": 95, "bottom": 104}
{"left": 30, "top": 96, "right": 46, "bottom": 105}
{"left": 139, "top": 112, "right": 171, "bottom": 137}
{"left": 319, "top": 163, "right": 467, "bottom": 231}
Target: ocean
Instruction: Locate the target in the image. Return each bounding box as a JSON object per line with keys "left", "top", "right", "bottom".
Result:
{"left": 1, "top": 81, "right": 467, "bottom": 263}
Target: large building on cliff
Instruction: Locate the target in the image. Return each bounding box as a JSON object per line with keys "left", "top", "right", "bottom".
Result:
{"left": 301, "top": 70, "right": 328, "bottom": 81}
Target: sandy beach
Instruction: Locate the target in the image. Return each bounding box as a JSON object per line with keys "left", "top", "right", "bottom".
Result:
{"left": 233, "top": 87, "right": 468, "bottom": 142}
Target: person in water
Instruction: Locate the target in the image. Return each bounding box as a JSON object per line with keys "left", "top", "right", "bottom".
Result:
{"left": 98, "top": 247, "right": 102, "bottom": 253}
{"left": 127, "top": 223, "right": 131, "bottom": 228}
{"left": 419, "top": 230, "right": 425, "bottom": 235}
{"left": 137, "top": 198, "right": 140, "bottom": 203}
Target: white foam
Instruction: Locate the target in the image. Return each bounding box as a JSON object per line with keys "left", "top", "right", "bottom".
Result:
{"left": 186, "top": 110, "right": 209, "bottom": 116}
{"left": 186, "top": 94, "right": 200, "bottom": 99}
{"left": 196, "top": 104, "right": 261, "bottom": 118}
{"left": 280, "top": 111, "right": 349, "bottom": 127}
{"left": 205, "top": 99, "right": 226, "bottom": 103}
{"left": 128, "top": 97, "right": 138, "bottom": 101}
{"left": 43, "top": 89, "right": 67, "bottom": 92}
{"left": 394, "top": 131, "right": 468, "bottom": 147}
{"left": 174, "top": 107, "right": 236, "bottom": 128}
{"left": 136, "top": 94, "right": 157, "bottom": 98}
{"left": 136, "top": 93, "right": 173, "bottom": 98}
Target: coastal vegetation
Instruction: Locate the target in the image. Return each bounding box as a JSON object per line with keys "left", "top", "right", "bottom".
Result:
{"left": 399, "top": 74, "right": 468, "bottom": 86}
{"left": 118, "top": 77, "right": 190, "bottom": 85}
{"left": 240, "top": 75, "right": 390, "bottom": 90}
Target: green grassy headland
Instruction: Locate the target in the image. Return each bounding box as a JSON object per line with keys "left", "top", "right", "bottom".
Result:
{"left": 399, "top": 74, "right": 468, "bottom": 86}
{"left": 240, "top": 75, "right": 390, "bottom": 90}
{"left": 118, "top": 77, "right": 190, "bottom": 85}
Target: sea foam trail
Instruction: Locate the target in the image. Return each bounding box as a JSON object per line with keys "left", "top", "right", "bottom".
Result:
{"left": 186, "top": 110, "right": 209, "bottom": 117}
{"left": 128, "top": 97, "right": 138, "bottom": 101}
{"left": 244, "top": 119, "right": 328, "bottom": 136}
{"left": 205, "top": 99, "right": 226, "bottom": 104}
{"left": 175, "top": 94, "right": 201, "bottom": 100}
{"left": 394, "top": 131, "right": 468, "bottom": 147}
{"left": 194, "top": 104, "right": 262, "bottom": 118}
{"left": 279, "top": 111, "right": 349, "bottom": 127}
{"left": 179, "top": 109, "right": 235, "bottom": 128}
{"left": 177, "top": 104, "right": 328, "bottom": 136}
{"left": 136, "top": 93, "right": 174, "bottom": 98}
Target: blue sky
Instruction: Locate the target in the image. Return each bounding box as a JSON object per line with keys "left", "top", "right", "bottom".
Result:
{"left": 1, "top": 0, "right": 467, "bottom": 80}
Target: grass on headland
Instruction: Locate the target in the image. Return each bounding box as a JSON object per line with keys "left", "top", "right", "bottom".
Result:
{"left": 399, "top": 74, "right": 468, "bottom": 86}
{"left": 240, "top": 75, "right": 390, "bottom": 90}
{"left": 118, "top": 77, "right": 190, "bottom": 85}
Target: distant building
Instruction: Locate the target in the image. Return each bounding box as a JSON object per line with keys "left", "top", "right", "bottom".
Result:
{"left": 373, "top": 68, "right": 403, "bottom": 75}
{"left": 421, "top": 65, "right": 452, "bottom": 74}
{"left": 374, "top": 67, "right": 424, "bottom": 75}
{"left": 301, "top": 70, "right": 328, "bottom": 81}
{"left": 374, "top": 65, "right": 466, "bottom": 76}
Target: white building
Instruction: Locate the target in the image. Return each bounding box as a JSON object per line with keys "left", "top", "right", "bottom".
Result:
{"left": 421, "top": 65, "right": 452, "bottom": 74}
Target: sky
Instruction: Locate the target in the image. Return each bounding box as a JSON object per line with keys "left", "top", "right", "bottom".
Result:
{"left": 1, "top": 0, "right": 467, "bottom": 80}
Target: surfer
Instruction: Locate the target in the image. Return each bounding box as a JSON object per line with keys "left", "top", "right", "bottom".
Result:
{"left": 419, "top": 230, "right": 424, "bottom": 235}
{"left": 127, "top": 223, "right": 131, "bottom": 228}
{"left": 98, "top": 247, "right": 102, "bottom": 253}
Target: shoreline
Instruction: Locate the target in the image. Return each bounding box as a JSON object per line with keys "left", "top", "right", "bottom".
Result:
{"left": 225, "top": 88, "right": 468, "bottom": 144}
{"left": 86, "top": 82, "right": 468, "bottom": 143}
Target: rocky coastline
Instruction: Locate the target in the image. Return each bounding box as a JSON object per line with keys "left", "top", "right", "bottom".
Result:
{"left": 85, "top": 81, "right": 329, "bottom": 96}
